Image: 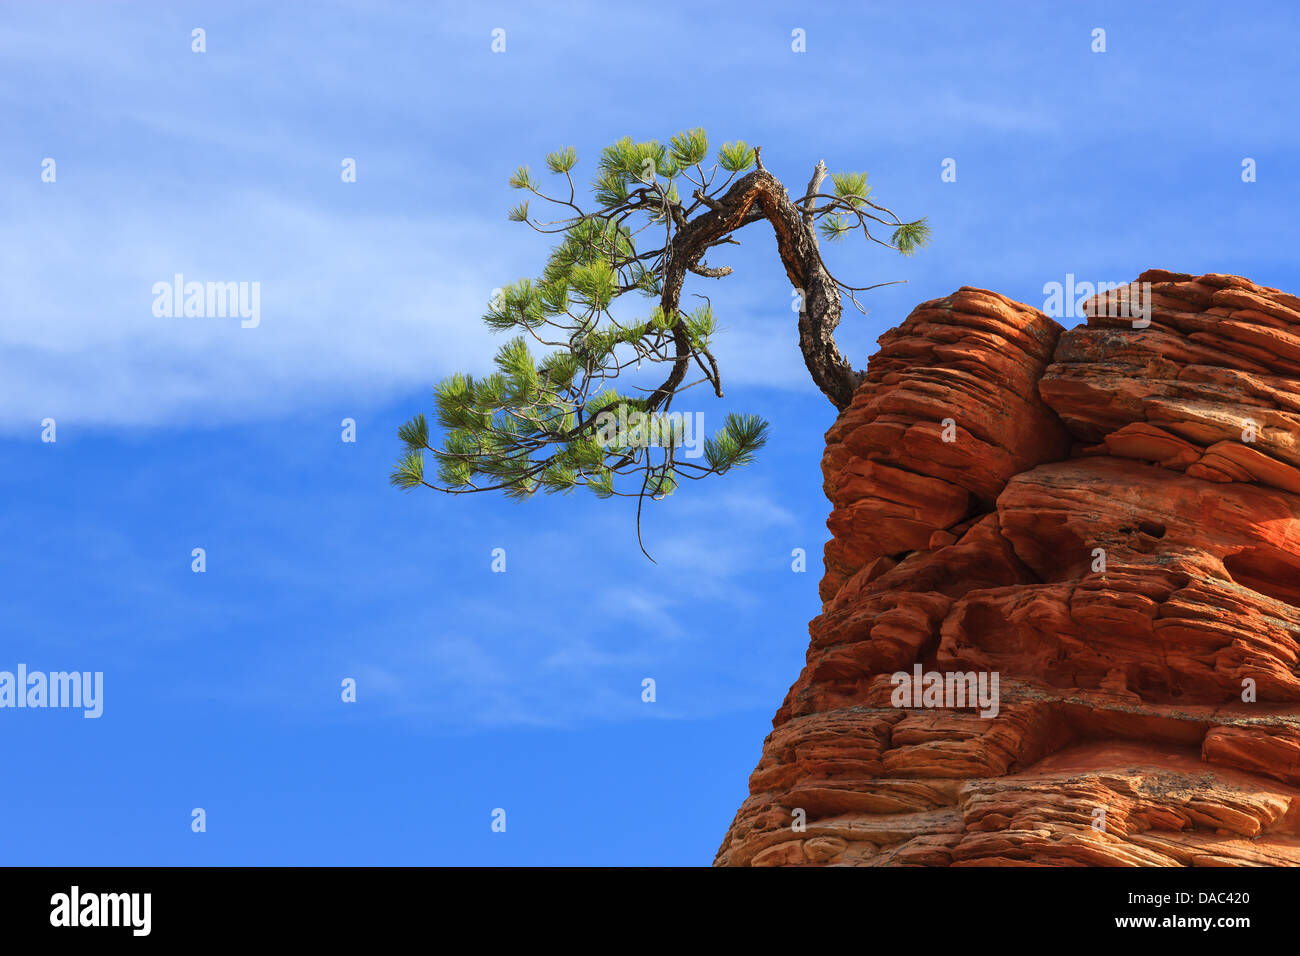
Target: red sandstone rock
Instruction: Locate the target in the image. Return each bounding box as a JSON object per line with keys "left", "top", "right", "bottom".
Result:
{"left": 716, "top": 271, "right": 1300, "bottom": 867}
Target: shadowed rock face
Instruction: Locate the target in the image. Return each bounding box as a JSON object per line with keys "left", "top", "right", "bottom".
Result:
{"left": 715, "top": 271, "right": 1300, "bottom": 867}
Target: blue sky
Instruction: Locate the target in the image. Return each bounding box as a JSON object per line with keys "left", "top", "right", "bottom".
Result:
{"left": 2, "top": 0, "right": 1297, "bottom": 865}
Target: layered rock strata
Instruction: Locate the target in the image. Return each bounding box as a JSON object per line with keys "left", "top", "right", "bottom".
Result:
{"left": 716, "top": 271, "right": 1300, "bottom": 866}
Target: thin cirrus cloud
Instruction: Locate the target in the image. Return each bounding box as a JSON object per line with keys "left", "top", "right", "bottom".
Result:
{"left": 0, "top": 183, "right": 514, "bottom": 430}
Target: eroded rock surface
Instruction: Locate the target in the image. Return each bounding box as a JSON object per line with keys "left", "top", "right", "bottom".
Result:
{"left": 716, "top": 271, "right": 1300, "bottom": 867}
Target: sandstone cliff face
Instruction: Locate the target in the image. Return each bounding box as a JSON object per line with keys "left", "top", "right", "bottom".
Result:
{"left": 716, "top": 271, "right": 1300, "bottom": 867}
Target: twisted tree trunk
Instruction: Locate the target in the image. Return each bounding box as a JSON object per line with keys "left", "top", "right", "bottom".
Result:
{"left": 646, "top": 157, "right": 864, "bottom": 413}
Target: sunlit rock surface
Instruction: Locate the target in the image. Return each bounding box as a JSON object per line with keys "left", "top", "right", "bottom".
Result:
{"left": 716, "top": 271, "right": 1300, "bottom": 867}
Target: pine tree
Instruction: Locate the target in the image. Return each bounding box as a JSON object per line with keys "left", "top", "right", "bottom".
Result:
{"left": 392, "top": 130, "right": 930, "bottom": 556}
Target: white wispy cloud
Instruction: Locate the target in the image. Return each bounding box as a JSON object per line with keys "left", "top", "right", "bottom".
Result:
{"left": 0, "top": 182, "right": 520, "bottom": 429}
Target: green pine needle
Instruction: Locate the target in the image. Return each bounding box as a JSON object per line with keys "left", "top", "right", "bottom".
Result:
{"left": 669, "top": 128, "right": 709, "bottom": 169}
{"left": 397, "top": 413, "right": 429, "bottom": 450}
{"left": 507, "top": 165, "right": 536, "bottom": 190}
{"left": 389, "top": 449, "right": 425, "bottom": 490}
{"left": 892, "top": 218, "right": 932, "bottom": 256}
{"left": 545, "top": 146, "right": 578, "bottom": 174}
{"left": 831, "top": 171, "right": 871, "bottom": 208}
{"left": 818, "top": 214, "right": 852, "bottom": 242}
{"left": 717, "top": 140, "right": 755, "bottom": 173}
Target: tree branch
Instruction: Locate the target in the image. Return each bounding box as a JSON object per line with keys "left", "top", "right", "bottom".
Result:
{"left": 646, "top": 158, "right": 862, "bottom": 412}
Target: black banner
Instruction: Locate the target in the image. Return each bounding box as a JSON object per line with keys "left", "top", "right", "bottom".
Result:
{"left": 0, "top": 865, "right": 1275, "bottom": 942}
